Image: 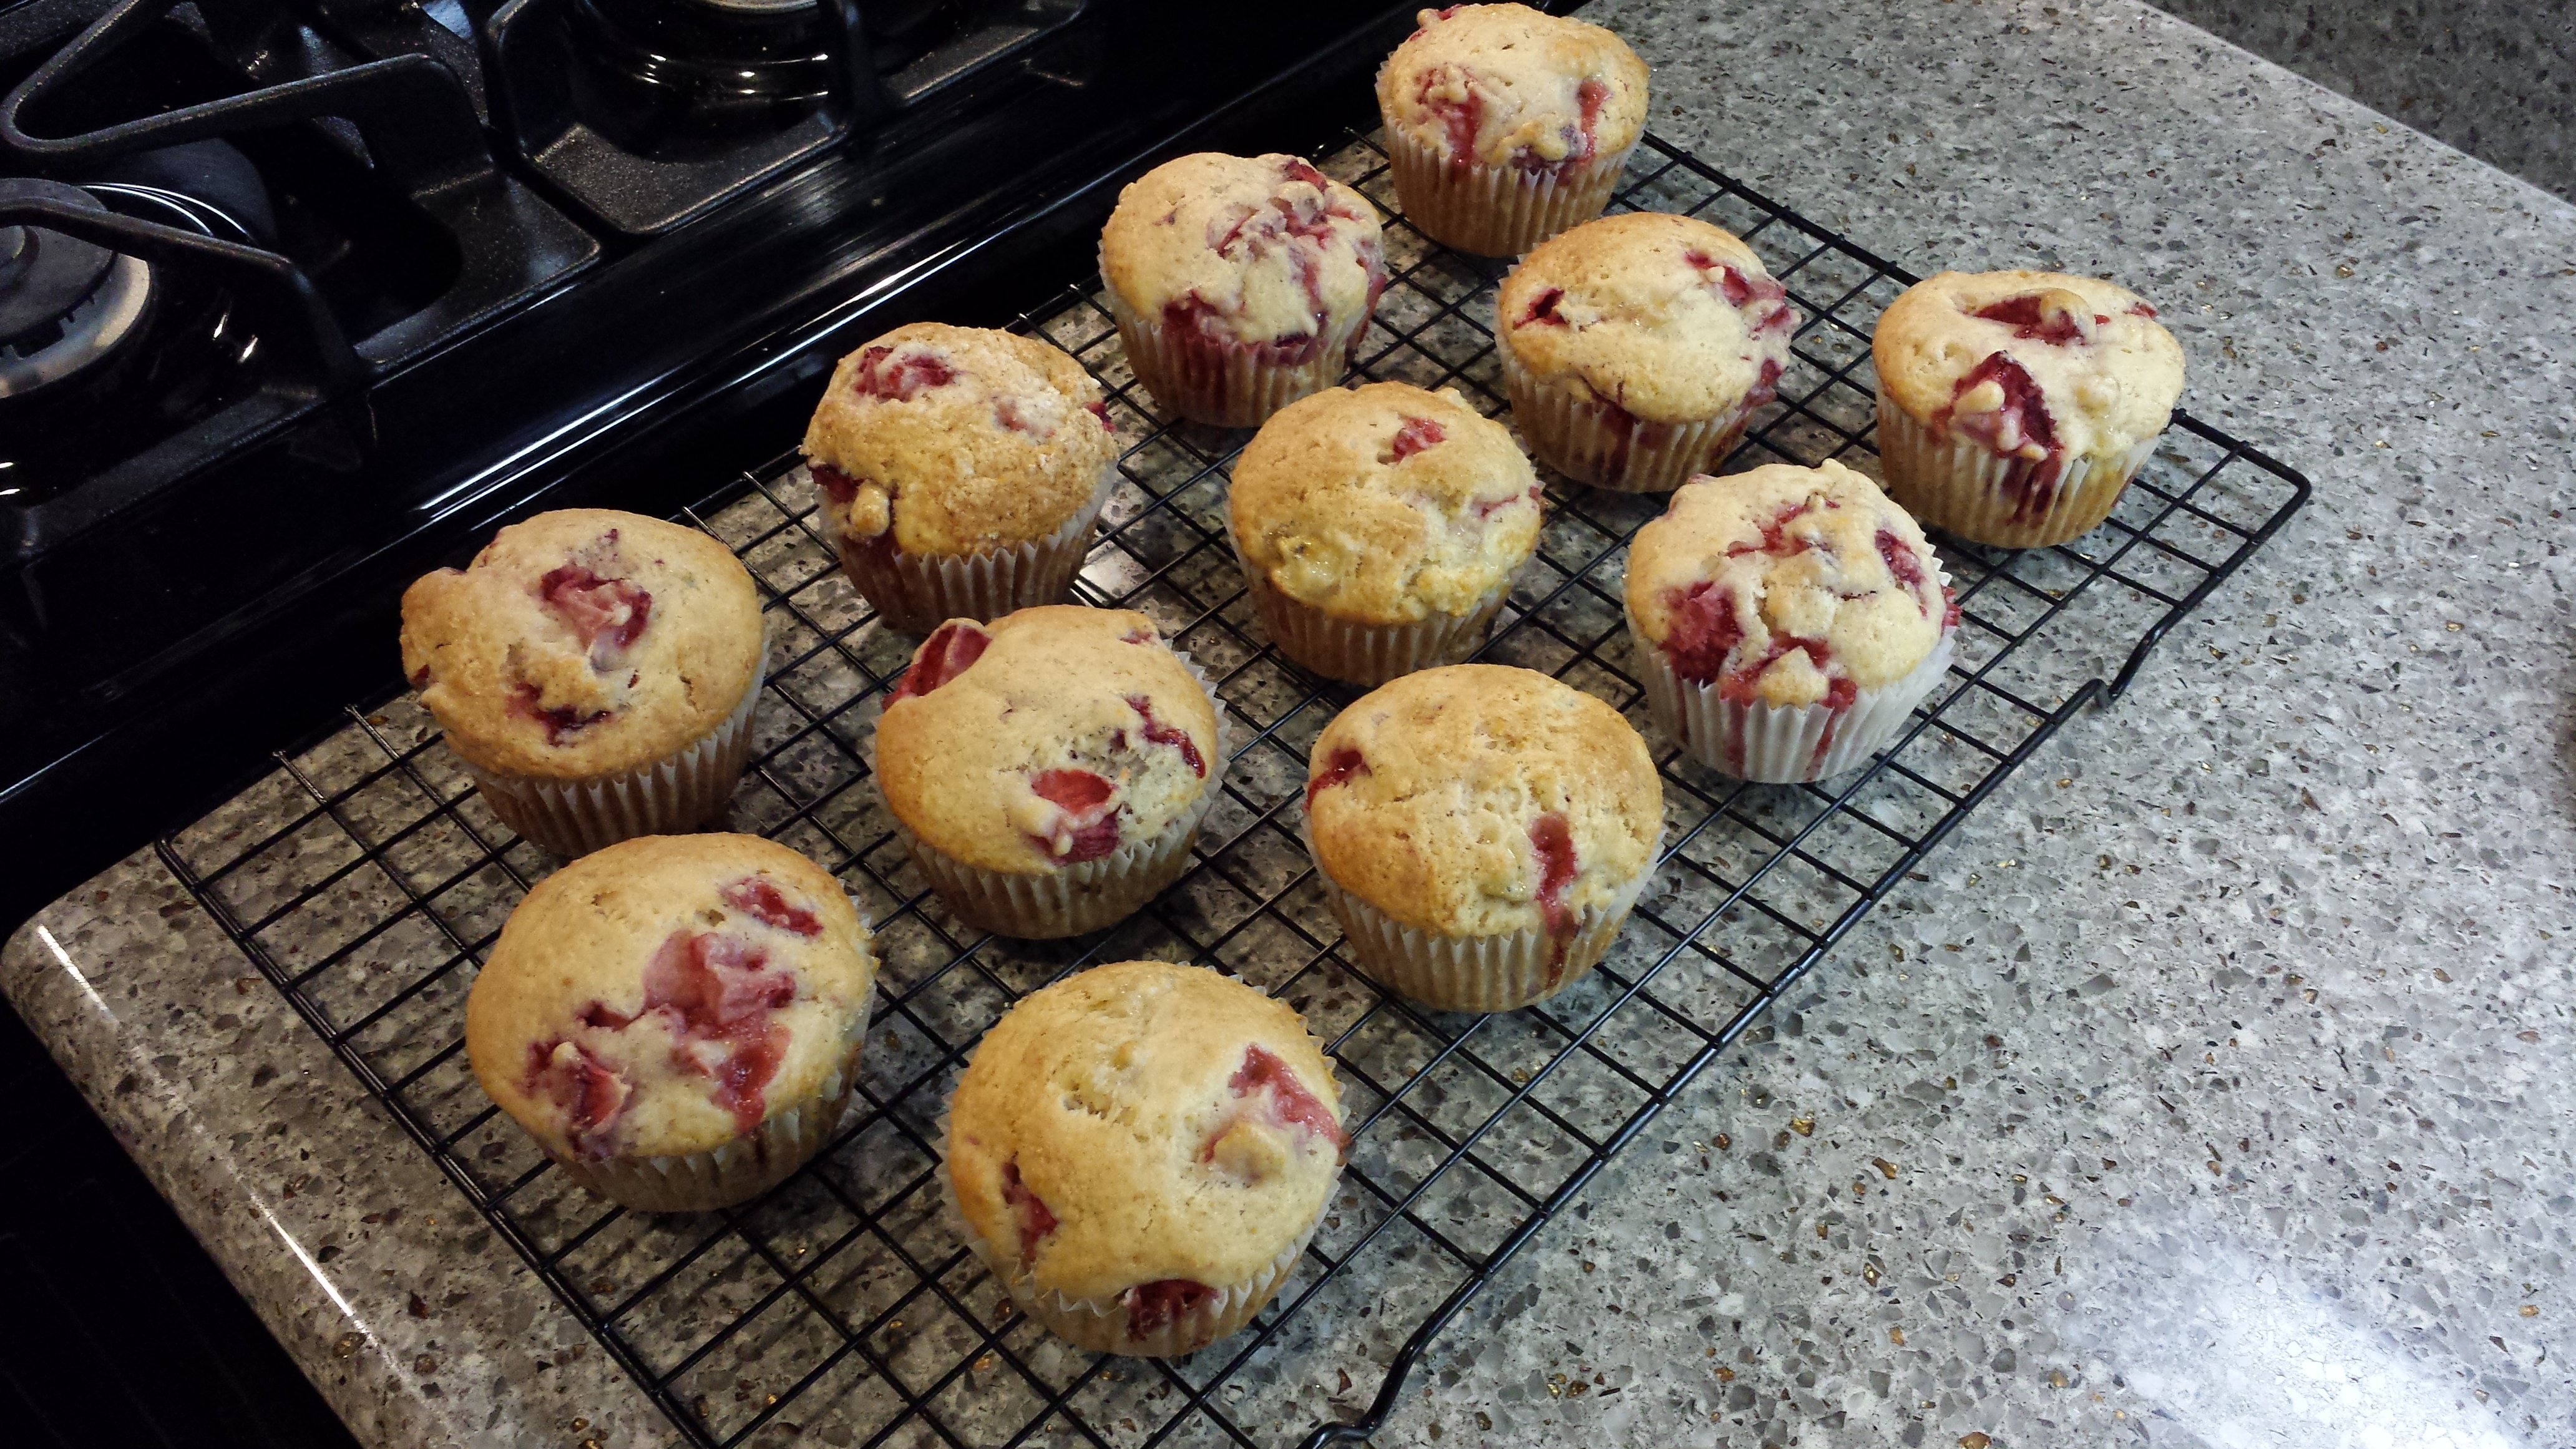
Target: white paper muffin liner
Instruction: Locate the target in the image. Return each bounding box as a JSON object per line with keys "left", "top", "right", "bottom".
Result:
{"left": 881, "top": 648, "right": 1229, "bottom": 940}
{"left": 1500, "top": 340, "right": 1757, "bottom": 493}
{"left": 1309, "top": 821, "right": 1660, "bottom": 1013}
{"left": 1236, "top": 558, "right": 1515, "bottom": 687}
{"left": 464, "top": 645, "right": 766, "bottom": 858}
{"left": 1104, "top": 285, "right": 1368, "bottom": 429}
{"left": 833, "top": 464, "right": 1118, "bottom": 637}
{"left": 547, "top": 977, "right": 874, "bottom": 1214}
{"left": 1873, "top": 389, "right": 2162, "bottom": 549}
{"left": 945, "top": 1165, "right": 1324, "bottom": 1357}
{"left": 1381, "top": 124, "right": 1634, "bottom": 258}
{"left": 1631, "top": 602, "right": 1958, "bottom": 783}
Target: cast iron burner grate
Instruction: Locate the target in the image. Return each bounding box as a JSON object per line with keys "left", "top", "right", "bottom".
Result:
{"left": 154, "top": 130, "right": 2306, "bottom": 1448}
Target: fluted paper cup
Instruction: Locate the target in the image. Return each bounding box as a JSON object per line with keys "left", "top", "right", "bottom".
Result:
{"left": 548, "top": 979, "right": 872, "bottom": 1213}
{"left": 463, "top": 645, "right": 766, "bottom": 858}
{"left": 833, "top": 465, "right": 1118, "bottom": 637}
{"left": 1873, "top": 389, "right": 2160, "bottom": 550}
{"left": 1501, "top": 341, "right": 1757, "bottom": 492}
{"left": 1381, "top": 124, "right": 1632, "bottom": 258}
{"left": 1104, "top": 286, "right": 1369, "bottom": 429}
{"left": 1237, "top": 564, "right": 1514, "bottom": 687}
{"left": 1310, "top": 822, "right": 1659, "bottom": 1013}
{"left": 1632, "top": 607, "right": 1957, "bottom": 784}
{"left": 884, "top": 650, "right": 1229, "bottom": 940}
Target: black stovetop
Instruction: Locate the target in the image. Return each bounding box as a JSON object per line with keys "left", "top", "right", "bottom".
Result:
{"left": 0, "top": 0, "right": 1446, "bottom": 927}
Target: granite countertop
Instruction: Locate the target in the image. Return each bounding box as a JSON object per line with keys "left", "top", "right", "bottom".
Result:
{"left": 8, "top": 0, "right": 2572, "bottom": 1445}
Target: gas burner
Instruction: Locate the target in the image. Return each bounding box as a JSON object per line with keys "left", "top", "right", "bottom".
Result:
{"left": 0, "top": 178, "right": 153, "bottom": 399}
{"left": 568, "top": 0, "right": 838, "bottom": 156}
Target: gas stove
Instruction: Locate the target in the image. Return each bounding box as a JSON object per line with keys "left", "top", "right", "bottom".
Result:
{"left": 0, "top": 0, "right": 1435, "bottom": 923}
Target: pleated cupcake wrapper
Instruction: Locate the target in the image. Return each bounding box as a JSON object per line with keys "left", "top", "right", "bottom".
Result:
{"left": 1501, "top": 341, "right": 1755, "bottom": 493}
{"left": 834, "top": 464, "right": 1119, "bottom": 637}
{"left": 1235, "top": 549, "right": 1515, "bottom": 687}
{"left": 1103, "top": 285, "right": 1367, "bottom": 429}
{"left": 464, "top": 646, "right": 766, "bottom": 858}
{"left": 875, "top": 649, "right": 1229, "bottom": 940}
{"left": 1381, "top": 124, "right": 1634, "bottom": 258}
{"left": 547, "top": 978, "right": 875, "bottom": 1214}
{"left": 1631, "top": 600, "right": 1958, "bottom": 784}
{"left": 1307, "top": 819, "right": 1659, "bottom": 1014}
{"left": 1872, "top": 389, "right": 2161, "bottom": 550}
{"left": 943, "top": 1165, "right": 1324, "bottom": 1358}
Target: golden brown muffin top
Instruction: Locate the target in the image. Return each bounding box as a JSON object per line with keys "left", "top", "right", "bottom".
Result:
{"left": 1099, "top": 153, "right": 1386, "bottom": 349}
{"left": 1873, "top": 270, "right": 2183, "bottom": 462}
{"left": 400, "top": 509, "right": 764, "bottom": 779}
{"left": 1377, "top": 5, "right": 1650, "bottom": 172}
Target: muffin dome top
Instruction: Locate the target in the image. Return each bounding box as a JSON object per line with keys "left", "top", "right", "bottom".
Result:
{"left": 463, "top": 834, "right": 877, "bottom": 1163}
{"left": 1873, "top": 269, "right": 2184, "bottom": 463}
{"left": 946, "top": 960, "right": 1344, "bottom": 1304}
{"left": 1496, "top": 212, "right": 1799, "bottom": 423}
{"left": 799, "top": 323, "right": 1121, "bottom": 557}
{"left": 872, "top": 607, "right": 1220, "bottom": 875}
{"left": 1098, "top": 153, "right": 1386, "bottom": 353}
{"left": 400, "top": 509, "right": 764, "bottom": 779}
{"left": 1626, "top": 461, "right": 1951, "bottom": 709}
{"left": 1305, "top": 664, "right": 1662, "bottom": 939}
{"left": 1229, "top": 383, "right": 1542, "bottom": 624}
{"left": 1377, "top": 4, "right": 1649, "bottom": 172}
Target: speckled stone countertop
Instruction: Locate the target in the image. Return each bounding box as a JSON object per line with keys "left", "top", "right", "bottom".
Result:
{"left": 7, "top": 1, "right": 2572, "bottom": 1445}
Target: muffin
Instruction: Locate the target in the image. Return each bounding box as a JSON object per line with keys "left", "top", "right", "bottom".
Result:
{"left": 1098, "top": 152, "right": 1387, "bottom": 427}
{"left": 945, "top": 960, "right": 1344, "bottom": 1357}
{"left": 1376, "top": 4, "right": 1649, "bottom": 258}
{"left": 1229, "top": 382, "right": 1543, "bottom": 685}
{"left": 401, "top": 509, "right": 766, "bottom": 856}
{"left": 801, "top": 322, "right": 1123, "bottom": 634}
{"left": 1495, "top": 211, "right": 1798, "bottom": 491}
{"left": 1305, "top": 664, "right": 1662, "bottom": 1012}
{"left": 1624, "top": 459, "right": 1956, "bottom": 783}
{"left": 1871, "top": 270, "right": 2184, "bottom": 548}
{"left": 872, "top": 606, "right": 1224, "bottom": 939}
{"left": 464, "top": 834, "right": 877, "bottom": 1212}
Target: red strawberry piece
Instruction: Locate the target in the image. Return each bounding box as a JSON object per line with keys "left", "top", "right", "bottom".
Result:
{"left": 721, "top": 877, "right": 824, "bottom": 938}
{"left": 1416, "top": 72, "right": 1485, "bottom": 173}
{"left": 525, "top": 1040, "right": 632, "bottom": 1159}
{"left": 1726, "top": 500, "right": 1819, "bottom": 560}
{"left": 1226, "top": 1043, "right": 1347, "bottom": 1149}
{"left": 1086, "top": 399, "right": 1113, "bottom": 430}
{"left": 1939, "top": 351, "right": 2066, "bottom": 519}
{"left": 1518, "top": 286, "right": 1568, "bottom": 327}
{"left": 1808, "top": 675, "right": 1862, "bottom": 769}
{"left": 510, "top": 682, "right": 611, "bottom": 745}
{"left": 1971, "top": 294, "right": 2092, "bottom": 345}
{"left": 1305, "top": 747, "right": 1368, "bottom": 809}
{"left": 1472, "top": 485, "right": 1541, "bottom": 520}
{"left": 993, "top": 396, "right": 1048, "bottom": 436}
{"left": 1029, "top": 769, "right": 1121, "bottom": 862}
{"left": 1387, "top": 415, "right": 1445, "bottom": 462}
{"left": 1125, "top": 1279, "right": 1219, "bottom": 1339}
{"left": 2127, "top": 301, "right": 2158, "bottom": 319}
{"left": 1000, "top": 1161, "right": 1057, "bottom": 1265}
{"left": 1875, "top": 529, "right": 1932, "bottom": 614}
{"left": 539, "top": 551, "right": 652, "bottom": 661}
{"left": 851, "top": 344, "right": 957, "bottom": 401}
{"left": 1528, "top": 813, "right": 1579, "bottom": 970}
{"left": 634, "top": 929, "right": 801, "bottom": 1134}
{"left": 1661, "top": 582, "right": 1744, "bottom": 686}
{"left": 812, "top": 464, "right": 860, "bottom": 505}
{"left": 891, "top": 620, "right": 990, "bottom": 701}
{"left": 1749, "top": 355, "right": 1785, "bottom": 409}
{"left": 1126, "top": 695, "right": 1207, "bottom": 778}
{"left": 1943, "top": 590, "right": 1961, "bottom": 630}
{"left": 1280, "top": 157, "right": 1329, "bottom": 190}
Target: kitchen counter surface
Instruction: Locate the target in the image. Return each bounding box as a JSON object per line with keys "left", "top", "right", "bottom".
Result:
{"left": 8, "top": 1, "right": 2570, "bottom": 1445}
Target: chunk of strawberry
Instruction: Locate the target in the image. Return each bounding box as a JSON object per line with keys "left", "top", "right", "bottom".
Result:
{"left": 1528, "top": 813, "right": 1579, "bottom": 967}
{"left": 1661, "top": 582, "right": 1744, "bottom": 686}
{"left": 1227, "top": 1044, "right": 1347, "bottom": 1149}
{"left": 1518, "top": 286, "right": 1568, "bottom": 327}
{"left": 1387, "top": 415, "right": 1445, "bottom": 462}
{"left": 721, "top": 877, "right": 824, "bottom": 938}
{"left": 1000, "top": 1161, "right": 1057, "bottom": 1266}
{"left": 525, "top": 1040, "right": 632, "bottom": 1159}
{"left": 1305, "top": 747, "right": 1368, "bottom": 809}
{"left": 811, "top": 464, "right": 859, "bottom": 505}
{"left": 1972, "top": 294, "right": 2095, "bottom": 346}
{"left": 851, "top": 344, "right": 957, "bottom": 401}
{"left": 891, "top": 620, "right": 990, "bottom": 701}
{"left": 539, "top": 559, "right": 652, "bottom": 660}
{"left": 510, "top": 682, "right": 611, "bottom": 745}
{"left": 1029, "top": 769, "right": 1122, "bottom": 862}
{"left": 1127, "top": 695, "right": 1207, "bottom": 778}
{"left": 1875, "top": 528, "right": 1931, "bottom": 613}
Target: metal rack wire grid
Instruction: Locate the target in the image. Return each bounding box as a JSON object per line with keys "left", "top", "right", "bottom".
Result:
{"left": 155, "top": 129, "right": 2307, "bottom": 1449}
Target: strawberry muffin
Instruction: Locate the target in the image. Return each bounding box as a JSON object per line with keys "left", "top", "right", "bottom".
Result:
{"left": 1098, "top": 152, "right": 1387, "bottom": 427}
{"left": 946, "top": 960, "right": 1345, "bottom": 1356}
{"left": 801, "top": 322, "right": 1123, "bottom": 634}
{"left": 1624, "top": 460, "right": 1956, "bottom": 782}
{"left": 1495, "top": 211, "right": 1798, "bottom": 491}
{"left": 465, "top": 834, "right": 877, "bottom": 1212}
{"left": 1375, "top": 4, "right": 1650, "bottom": 256}
{"left": 1305, "top": 665, "right": 1662, "bottom": 1012}
{"left": 1229, "top": 382, "right": 1543, "bottom": 685}
{"left": 872, "top": 607, "right": 1224, "bottom": 938}
{"left": 1872, "top": 270, "right": 2184, "bottom": 548}
{"left": 401, "top": 509, "right": 766, "bottom": 856}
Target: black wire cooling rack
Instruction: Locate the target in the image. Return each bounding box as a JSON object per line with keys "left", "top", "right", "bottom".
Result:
{"left": 154, "top": 129, "right": 2306, "bottom": 1448}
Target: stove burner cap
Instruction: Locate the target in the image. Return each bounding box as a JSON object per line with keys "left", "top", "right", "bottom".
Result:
{"left": 0, "top": 179, "right": 114, "bottom": 348}
{"left": 0, "top": 178, "right": 154, "bottom": 400}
